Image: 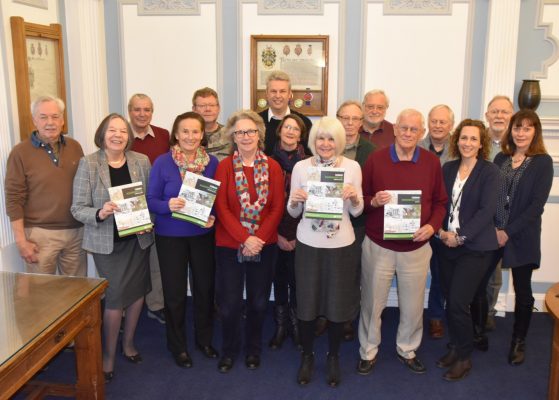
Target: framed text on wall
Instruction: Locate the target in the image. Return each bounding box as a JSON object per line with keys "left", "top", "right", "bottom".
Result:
{"left": 251, "top": 35, "right": 329, "bottom": 116}
{"left": 10, "top": 16, "right": 67, "bottom": 141}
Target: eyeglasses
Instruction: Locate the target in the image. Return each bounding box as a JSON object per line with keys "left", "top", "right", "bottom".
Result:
{"left": 397, "top": 125, "right": 421, "bottom": 134}
{"left": 37, "top": 114, "right": 62, "bottom": 122}
{"left": 233, "top": 129, "right": 259, "bottom": 138}
{"left": 429, "top": 119, "right": 450, "bottom": 126}
{"left": 337, "top": 115, "right": 363, "bottom": 124}
{"left": 194, "top": 103, "right": 219, "bottom": 109}
{"left": 364, "top": 104, "right": 386, "bottom": 112}
{"left": 282, "top": 124, "right": 301, "bottom": 132}
{"left": 488, "top": 109, "right": 512, "bottom": 116}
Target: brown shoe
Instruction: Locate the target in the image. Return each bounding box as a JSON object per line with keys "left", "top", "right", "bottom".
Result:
{"left": 443, "top": 359, "right": 472, "bottom": 381}
{"left": 429, "top": 319, "right": 444, "bottom": 339}
{"left": 436, "top": 347, "right": 458, "bottom": 369}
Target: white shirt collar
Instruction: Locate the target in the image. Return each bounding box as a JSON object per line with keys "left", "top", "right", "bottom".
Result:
{"left": 267, "top": 107, "right": 291, "bottom": 122}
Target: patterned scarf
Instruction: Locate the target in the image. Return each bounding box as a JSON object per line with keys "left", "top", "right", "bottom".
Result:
{"left": 171, "top": 144, "right": 210, "bottom": 179}
{"left": 310, "top": 156, "right": 341, "bottom": 239}
{"left": 233, "top": 150, "right": 269, "bottom": 234}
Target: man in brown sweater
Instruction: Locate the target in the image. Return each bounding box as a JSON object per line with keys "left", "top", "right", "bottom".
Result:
{"left": 5, "top": 95, "right": 86, "bottom": 275}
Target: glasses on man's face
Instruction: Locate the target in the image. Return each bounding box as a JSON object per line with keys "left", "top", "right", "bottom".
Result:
{"left": 397, "top": 125, "right": 420, "bottom": 134}
{"left": 283, "top": 124, "right": 301, "bottom": 133}
{"left": 364, "top": 104, "right": 386, "bottom": 112}
{"left": 337, "top": 115, "right": 363, "bottom": 124}
{"left": 195, "top": 103, "right": 218, "bottom": 109}
{"left": 488, "top": 109, "right": 512, "bottom": 117}
{"left": 233, "top": 129, "right": 259, "bottom": 138}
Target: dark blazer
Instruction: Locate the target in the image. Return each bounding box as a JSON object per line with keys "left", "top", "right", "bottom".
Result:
{"left": 355, "top": 136, "right": 377, "bottom": 168}
{"left": 442, "top": 159, "right": 501, "bottom": 251}
{"left": 494, "top": 152, "right": 553, "bottom": 268}
{"left": 259, "top": 109, "right": 313, "bottom": 156}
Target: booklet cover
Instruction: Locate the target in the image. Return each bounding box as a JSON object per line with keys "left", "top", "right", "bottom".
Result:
{"left": 108, "top": 181, "right": 153, "bottom": 237}
{"left": 172, "top": 171, "right": 220, "bottom": 227}
{"left": 304, "top": 167, "right": 345, "bottom": 220}
{"left": 383, "top": 190, "right": 422, "bottom": 240}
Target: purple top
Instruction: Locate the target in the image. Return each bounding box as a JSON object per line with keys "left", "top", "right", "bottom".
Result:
{"left": 147, "top": 151, "right": 219, "bottom": 237}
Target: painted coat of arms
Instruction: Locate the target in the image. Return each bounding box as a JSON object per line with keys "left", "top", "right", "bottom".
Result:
{"left": 261, "top": 46, "right": 277, "bottom": 69}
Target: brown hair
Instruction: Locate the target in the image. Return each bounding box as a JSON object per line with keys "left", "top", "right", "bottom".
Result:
{"left": 275, "top": 114, "right": 308, "bottom": 141}
{"left": 169, "top": 112, "right": 207, "bottom": 147}
{"left": 94, "top": 113, "right": 133, "bottom": 151}
{"left": 192, "top": 87, "right": 219, "bottom": 106}
{"left": 500, "top": 109, "right": 547, "bottom": 156}
{"left": 449, "top": 119, "right": 491, "bottom": 160}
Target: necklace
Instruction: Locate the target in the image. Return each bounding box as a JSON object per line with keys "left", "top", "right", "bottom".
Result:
{"left": 512, "top": 154, "right": 526, "bottom": 165}
{"left": 108, "top": 155, "right": 126, "bottom": 165}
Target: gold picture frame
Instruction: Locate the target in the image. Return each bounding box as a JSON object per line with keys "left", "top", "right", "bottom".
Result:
{"left": 251, "top": 35, "right": 329, "bottom": 116}
{"left": 10, "top": 16, "right": 67, "bottom": 141}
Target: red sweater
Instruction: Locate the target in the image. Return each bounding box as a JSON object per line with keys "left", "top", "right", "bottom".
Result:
{"left": 215, "top": 156, "right": 285, "bottom": 249}
{"left": 362, "top": 145, "right": 447, "bottom": 252}
{"left": 131, "top": 125, "right": 170, "bottom": 164}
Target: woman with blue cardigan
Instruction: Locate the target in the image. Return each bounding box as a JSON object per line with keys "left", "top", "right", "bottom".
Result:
{"left": 436, "top": 119, "right": 500, "bottom": 381}
{"left": 147, "top": 112, "right": 219, "bottom": 368}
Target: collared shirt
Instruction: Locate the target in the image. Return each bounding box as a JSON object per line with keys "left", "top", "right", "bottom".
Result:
{"left": 31, "top": 131, "right": 65, "bottom": 166}
{"left": 132, "top": 125, "right": 155, "bottom": 140}
{"left": 490, "top": 139, "right": 501, "bottom": 161}
{"left": 267, "top": 107, "right": 291, "bottom": 122}
{"left": 389, "top": 144, "right": 420, "bottom": 164}
{"left": 343, "top": 142, "right": 358, "bottom": 161}
{"left": 359, "top": 120, "right": 395, "bottom": 149}
{"left": 418, "top": 134, "right": 451, "bottom": 165}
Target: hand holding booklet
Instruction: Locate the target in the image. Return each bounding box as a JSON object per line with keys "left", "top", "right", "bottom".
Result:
{"left": 108, "top": 182, "right": 153, "bottom": 237}
{"left": 172, "top": 171, "right": 220, "bottom": 227}
{"left": 383, "top": 190, "right": 422, "bottom": 240}
{"left": 303, "top": 167, "right": 345, "bottom": 220}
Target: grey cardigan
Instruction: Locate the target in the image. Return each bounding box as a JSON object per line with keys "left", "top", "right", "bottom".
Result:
{"left": 71, "top": 149, "right": 154, "bottom": 254}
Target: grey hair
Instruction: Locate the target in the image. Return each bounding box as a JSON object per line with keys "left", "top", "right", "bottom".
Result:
{"left": 336, "top": 100, "right": 363, "bottom": 116}
{"left": 31, "top": 95, "right": 65, "bottom": 117}
{"left": 362, "top": 89, "right": 390, "bottom": 107}
{"left": 128, "top": 93, "right": 153, "bottom": 112}
{"left": 428, "top": 104, "right": 455, "bottom": 126}
{"left": 395, "top": 108, "right": 425, "bottom": 129}
{"left": 224, "top": 109, "right": 266, "bottom": 152}
{"left": 486, "top": 95, "right": 513, "bottom": 110}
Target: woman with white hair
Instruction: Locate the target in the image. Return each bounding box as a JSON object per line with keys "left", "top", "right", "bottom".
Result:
{"left": 288, "top": 117, "right": 363, "bottom": 387}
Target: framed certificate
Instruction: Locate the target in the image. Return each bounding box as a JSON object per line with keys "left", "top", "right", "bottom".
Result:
{"left": 10, "top": 17, "right": 67, "bottom": 141}
{"left": 251, "top": 35, "right": 329, "bottom": 116}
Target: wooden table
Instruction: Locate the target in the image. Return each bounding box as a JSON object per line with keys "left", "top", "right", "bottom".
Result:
{"left": 0, "top": 272, "right": 107, "bottom": 400}
{"left": 545, "top": 282, "right": 559, "bottom": 400}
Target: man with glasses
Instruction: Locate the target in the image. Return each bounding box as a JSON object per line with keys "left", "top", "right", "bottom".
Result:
{"left": 419, "top": 104, "right": 455, "bottom": 339}
{"left": 192, "top": 87, "right": 230, "bottom": 160}
{"left": 257, "top": 71, "right": 312, "bottom": 155}
{"left": 358, "top": 109, "right": 447, "bottom": 376}
{"left": 5, "top": 95, "right": 86, "bottom": 275}
{"left": 128, "top": 93, "right": 170, "bottom": 325}
{"left": 360, "top": 89, "right": 394, "bottom": 149}
{"left": 484, "top": 95, "right": 514, "bottom": 333}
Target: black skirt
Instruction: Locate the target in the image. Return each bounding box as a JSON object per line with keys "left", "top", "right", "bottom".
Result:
{"left": 295, "top": 240, "right": 359, "bottom": 322}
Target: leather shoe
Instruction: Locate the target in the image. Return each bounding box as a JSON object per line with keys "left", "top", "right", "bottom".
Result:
{"left": 297, "top": 353, "right": 314, "bottom": 385}
{"left": 120, "top": 341, "right": 142, "bottom": 364}
{"left": 217, "top": 357, "right": 234, "bottom": 373}
{"left": 357, "top": 356, "right": 377, "bottom": 375}
{"left": 508, "top": 338, "right": 526, "bottom": 366}
{"left": 326, "top": 353, "right": 341, "bottom": 387}
{"left": 173, "top": 352, "right": 193, "bottom": 368}
{"left": 443, "top": 359, "right": 472, "bottom": 381}
{"left": 397, "top": 354, "right": 426, "bottom": 374}
{"left": 196, "top": 343, "right": 219, "bottom": 359}
{"left": 103, "top": 371, "right": 114, "bottom": 383}
{"left": 429, "top": 319, "right": 444, "bottom": 339}
{"left": 245, "top": 354, "right": 260, "bottom": 370}
{"left": 436, "top": 347, "right": 458, "bottom": 369}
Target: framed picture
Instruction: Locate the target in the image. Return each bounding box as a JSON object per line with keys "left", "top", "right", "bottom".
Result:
{"left": 251, "top": 35, "right": 329, "bottom": 116}
{"left": 10, "top": 16, "right": 67, "bottom": 141}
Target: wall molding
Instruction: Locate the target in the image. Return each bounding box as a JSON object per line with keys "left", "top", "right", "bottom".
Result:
{"left": 257, "top": 0, "right": 323, "bottom": 15}
{"left": 529, "top": 0, "right": 559, "bottom": 86}
{"left": 138, "top": 0, "right": 200, "bottom": 15}
{"left": 383, "top": 0, "right": 451, "bottom": 15}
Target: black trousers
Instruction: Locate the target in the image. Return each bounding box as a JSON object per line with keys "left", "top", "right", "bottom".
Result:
{"left": 156, "top": 232, "right": 216, "bottom": 355}
{"left": 272, "top": 248, "right": 296, "bottom": 306}
{"left": 215, "top": 244, "right": 277, "bottom": 359}
{"left": 439, "top": 246, "right": 492, "bottom": 359}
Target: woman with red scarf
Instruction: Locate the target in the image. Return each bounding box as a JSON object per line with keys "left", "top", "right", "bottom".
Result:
{"left": 214, "top": 110, "right": 284, "bottom": 373}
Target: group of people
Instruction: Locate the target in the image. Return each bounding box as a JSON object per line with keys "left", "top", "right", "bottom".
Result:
{"left": 5, "top": 70, "right": 553, "bottom": 387}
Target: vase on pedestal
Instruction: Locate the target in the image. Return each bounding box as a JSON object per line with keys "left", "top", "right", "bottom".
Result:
{"left": 518, "top": 80, "right": 541, "bottom": 110}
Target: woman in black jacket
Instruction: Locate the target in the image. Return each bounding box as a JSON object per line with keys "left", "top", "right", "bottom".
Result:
{"left": 436, "top": 119, "right": 500, "bottom": 381}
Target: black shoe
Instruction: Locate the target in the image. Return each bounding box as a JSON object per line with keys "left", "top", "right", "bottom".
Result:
{"left": 443, "top": 359, "right": 472, "bottom": 381}
{"left": 269, "top": 305, "right": 289, "bottom": 350}
{"left": 473, "top": 334, "right": 489, "bottom": 352}
{"left": 289, "top": 308, "right": 302, "bottom": 349}
{"left": 508, "top": 338, "right": 526, "bottom": 366}
{"left": 104, "top": 371, "right": 114, "bottom": 383}
{"left": 297, "top": 353, "right": 314, "bottom": 385}
{"left": 217, "top": 357, "right": 234, "bottom": 373}
{"left": 326, "top": 353, "right": 341, "bottom": 387}
{"left": 357, "top": 356, "right": 377, "bottom": 375}
{"left": 245, "top": 354, "right": 260, "bottom": 370}
{"left": 397, "top": 354, "right": 426, "bottom": 374}
{"left": 343, "top": 321, "right": 355, "bottom": 342}
{"left": 436, "top": 347, "right": 458, "bottom": 369}
{"left": 173, "top": 352, "right": 193, "bottom": 368}
{"left": 121, "top": 342, "right": 142, "bottom": 364}
{"left": 196, "top": 343, "right": 219, "bottom": 359}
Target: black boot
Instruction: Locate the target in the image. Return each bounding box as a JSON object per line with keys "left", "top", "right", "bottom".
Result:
{"left": 326, "top": 353, "right": 341, "bottom": 387}
{"left": 471, "top": 298, "right": 488, "bottom": 351}
{"left": 509, "top": 337, "right": 526, "bottom": 366}
{"left": 289, "top": 307, "right": 301, "bottom": 349}
{"left": 296, "top": 353, "right": 314, "bottom": 385}
{"left": 269, "top": 304, "right": 288, "bottom": 350}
